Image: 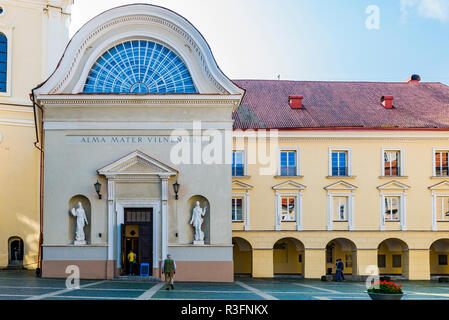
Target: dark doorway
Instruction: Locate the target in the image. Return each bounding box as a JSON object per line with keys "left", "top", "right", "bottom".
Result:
{"left": 8, "top": 237, "right": 24, "bottom": 267}
{"left": 121, "top": 208, "right": 153, "bottom": 276}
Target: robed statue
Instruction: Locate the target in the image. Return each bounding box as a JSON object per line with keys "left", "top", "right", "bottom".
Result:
{"left": 190, "top": 201, "right": 207, "bottom": 243}
{"left": 70, "top": 202, "right": 88, "bottom": 244}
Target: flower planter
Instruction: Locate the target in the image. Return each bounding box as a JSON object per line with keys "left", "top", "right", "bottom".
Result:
{"left": 367, "top": 292, "right": 404, "bottom": 300}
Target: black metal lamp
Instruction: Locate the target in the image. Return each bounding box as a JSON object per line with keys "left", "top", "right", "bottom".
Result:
{"left": 173, "top": 181, "right": 180, "bottom": 200}
{"left": 94, "top": 180, "right": 102, "bottom": 199}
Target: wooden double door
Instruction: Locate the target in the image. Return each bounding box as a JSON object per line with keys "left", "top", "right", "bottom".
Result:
{"left": 121, "top": 208, "right": 153, "bottom": 276}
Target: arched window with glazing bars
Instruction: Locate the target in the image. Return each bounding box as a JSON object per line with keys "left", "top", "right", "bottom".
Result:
{"left": 83, "top": 40, "right": 197, "bottom": 94}
{"left": 0, "top": 33, "right": 7, "bottom": 92}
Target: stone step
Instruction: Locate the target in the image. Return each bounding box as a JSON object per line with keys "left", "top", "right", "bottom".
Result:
{"left": 431, "top": 276, "right": 449, "bottom": 282}
{"left": 320, "top": 274, "right": 407, "bottom": 282}
{"left": 3, "top": 265, "right": 24, "bottom": 271}
{"left": 112, "top": 276, "right": 160, "bottom": 282}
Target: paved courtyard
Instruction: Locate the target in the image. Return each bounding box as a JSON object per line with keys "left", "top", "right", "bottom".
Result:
{"left": 0, "top": 270, "right": 449, "bottom": 300}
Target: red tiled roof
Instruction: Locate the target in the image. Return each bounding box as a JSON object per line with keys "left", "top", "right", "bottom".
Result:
{"left": 232, "top": 80, "right": 449, "bottom": 129}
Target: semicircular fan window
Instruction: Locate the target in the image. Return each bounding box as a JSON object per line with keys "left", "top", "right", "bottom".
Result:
{"left": 83, "top": 40, "right": 197, "bottom": 94}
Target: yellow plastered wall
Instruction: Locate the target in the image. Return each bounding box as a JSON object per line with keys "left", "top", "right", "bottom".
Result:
{"left": 0, "top": 0, "right": 71, "bottom": 268}
{"left": 232, "top": 131, "right": 449, "bottom": 279}
{"left": 236, "top": 134, "right": 449, "bottom": 231}
{"left": 0, "top": 122, "right": 40, "bottom": 268}
{"left": 304, "top": 249, "right": 325, "bottom": 279}
{"left": 406, "top": 250, "right": 430, "bottom": 280}
{"left": 252, "top": 249, "right": 273, "bottom": 278}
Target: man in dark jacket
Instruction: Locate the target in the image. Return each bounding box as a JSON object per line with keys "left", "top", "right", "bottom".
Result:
{"left": 335, "top": 259, "right": 344, "bottom": 282}
{"left": 162, "top": 254, "right": 176, "bottom": 290}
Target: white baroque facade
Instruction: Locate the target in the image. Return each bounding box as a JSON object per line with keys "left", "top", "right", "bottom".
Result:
{"left": 34, "top": 4, "right": 244, "bottom": 281}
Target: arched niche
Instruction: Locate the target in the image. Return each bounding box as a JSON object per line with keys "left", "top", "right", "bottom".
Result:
{"left": 68, "top": 195, "right": 91, "bottom": 244}
{"left": 187, "top": 195, "right": 210, "bottom": 245}
{"left": 8, "top": 237, "right": 24, "bottom": 267}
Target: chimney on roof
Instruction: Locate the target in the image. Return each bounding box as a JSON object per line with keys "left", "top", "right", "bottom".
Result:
{"left": 289, "top": 95, "right": 304, "bottom": 109}
{"left": 406, "top": 74, "right": 421, "bottom": 83}
{"left": 381, "top": 96, "right": 394, "bottom": 109}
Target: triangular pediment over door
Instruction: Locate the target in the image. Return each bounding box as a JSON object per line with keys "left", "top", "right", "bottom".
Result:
{"left": 97, "top": 150, "right": 178, "bottom": 178}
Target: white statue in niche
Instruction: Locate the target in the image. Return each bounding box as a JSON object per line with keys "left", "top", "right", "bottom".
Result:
{"left": 190, "top": 201, "right": 207, "bottom": 245}
{"left": 70, "top": 202, "right": 89, "bottom": 245}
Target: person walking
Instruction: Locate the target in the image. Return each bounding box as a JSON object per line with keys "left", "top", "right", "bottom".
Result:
{"left": 335, "top": 258, "right": 343, "bottom": 282}
{"left": 162, "top": 253, "right": 176, "bottom": 290}
{"left": 340, "top": 259, "right": 345, "bottom": 281}
{"left": 127, "top": 249, "right": 137, "bottom": 276}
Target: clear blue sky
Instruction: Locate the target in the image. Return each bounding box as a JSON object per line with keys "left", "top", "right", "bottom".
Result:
{"left": 70, "top": 0, "right": 449, "bottom": 84}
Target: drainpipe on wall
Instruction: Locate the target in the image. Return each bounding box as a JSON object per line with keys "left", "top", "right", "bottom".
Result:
{"left": 30, "top": 89, "right": 44, "bottom": 277}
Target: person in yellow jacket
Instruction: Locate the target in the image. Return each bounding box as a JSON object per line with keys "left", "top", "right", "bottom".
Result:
{"left": 127, "top": 250, "right": 137, "bottom": 275}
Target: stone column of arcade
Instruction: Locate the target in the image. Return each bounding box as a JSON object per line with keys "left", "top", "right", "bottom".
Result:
{"left": 353, "top": 249, "right": 377, "bottom": 278}
{"left": 304, "top": 248, "right": 326, "bottom": 279}
{"left": 406, "top": 249, "right": 430, "bottom": 280}
{"left": 252, "top": 249, "right": 274, "bottom": 278}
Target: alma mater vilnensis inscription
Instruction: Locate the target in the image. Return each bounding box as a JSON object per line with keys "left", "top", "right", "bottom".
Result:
{"left": 66, "top": 136, "right": 209, "bottom": 144}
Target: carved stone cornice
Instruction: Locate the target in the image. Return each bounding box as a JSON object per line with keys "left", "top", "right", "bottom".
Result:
{"left": 37, "top": 95, "right": 242, "bottom": 108}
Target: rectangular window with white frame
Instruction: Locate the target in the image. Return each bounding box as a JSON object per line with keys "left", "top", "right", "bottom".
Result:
{"left": 435, "top": 150, "right": 449, "bottom": 177}
{"left": 279, "top": 149, "right": 299, "bottom": 176}
{"left": 329, "top": 149, "right": 351, "bottom": 176}
{"left": 232, "top": 150, "right": 245, "bottom": 177}
{"left": 383, "top": 150, "right": 402, "bottom": 177}
{"left": 436, "top": 196, "right": 449, "bottom": 221}
{"left": 326, "top": 191, "right": 355, "bottom": 231}
{"left": 333, "top": 196, "right": 348, "bottom": 221}
{"left": 231, "top": 197, "right": 244, "bottom": 222}
{"left": 280, "top": 196, "right": 296, "bottom": 221}
{"left": 384, "top": 196, "right": 400, "bottom": 222}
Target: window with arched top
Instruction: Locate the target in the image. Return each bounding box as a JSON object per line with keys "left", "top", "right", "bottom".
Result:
{"left": 83, "top": 40, "right": 197, "bottom": 94}
{"left": 0, "top": 33, "right": 7, "bottom": 92}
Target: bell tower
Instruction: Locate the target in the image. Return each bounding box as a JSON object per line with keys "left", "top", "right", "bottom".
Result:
{"left": 42, "top": 0, "right": 73, "bottom": 80}
{"left": 0, "top": 0, "right": 72, "bottom": 104}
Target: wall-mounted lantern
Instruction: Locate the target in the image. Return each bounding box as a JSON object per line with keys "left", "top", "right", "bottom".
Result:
{"left": 94, "top": 180, "right": 102, "bottom": 199}
{"left": 173, "top": 181, "right": 180, "bottom": 200}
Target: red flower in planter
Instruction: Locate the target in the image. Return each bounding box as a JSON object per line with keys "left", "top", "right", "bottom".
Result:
{"left": 368, "top": 280, "right": 403, "bottom": 295}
